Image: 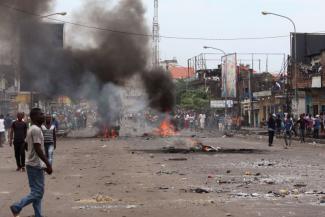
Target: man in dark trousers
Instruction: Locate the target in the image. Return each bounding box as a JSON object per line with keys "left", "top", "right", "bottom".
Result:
{"left": 9, "top": 112, "right": 28, "bottom": 172}
{"left": 267, "top": 114, "right": 276, "bottom": 147}
{"left": 297, "top": 114, "right": 307, "bottom": 143}
{"left": 10, "top": 108, "right": 53, "bottom": 217}
{"left": 5, "top": 113, "right": 13, "bottom": 143}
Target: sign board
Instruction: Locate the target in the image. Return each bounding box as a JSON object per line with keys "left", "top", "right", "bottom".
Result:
{"left": 210, "top": 100, "right": 234, "bottom": 108}
{"left": 312, "top": 76, "right": 322, "bottom": 88}
{"left": 221, "top": 53, "right": 237, "bottom": 98}
{"left": 253, "top": 90, "right": 272, "bottom": 98}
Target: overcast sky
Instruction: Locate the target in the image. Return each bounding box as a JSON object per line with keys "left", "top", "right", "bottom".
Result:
{"left": 55, "top": 0, "right": 325, "bottom": 72}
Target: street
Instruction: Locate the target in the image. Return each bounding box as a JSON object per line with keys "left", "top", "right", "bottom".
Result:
{"left": 1, "top": 130, "right": 325, "bottom": 217}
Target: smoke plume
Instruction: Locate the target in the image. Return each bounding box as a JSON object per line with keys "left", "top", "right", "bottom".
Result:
{"left": 0, "top": 0, "right": 175, "bottom": 123}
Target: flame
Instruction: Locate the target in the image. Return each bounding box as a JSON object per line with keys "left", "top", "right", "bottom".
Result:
{"left": 102, "top": 127, "right": 118, "bottom": 140}
{"left": 156, "top": 116, "right": 175, "bottom": 137}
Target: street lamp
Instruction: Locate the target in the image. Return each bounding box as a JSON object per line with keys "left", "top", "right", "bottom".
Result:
{"left": 40, "top": 12, "right": 67, "bottom": 18}
{"left": 261, "top": 11, "right": 297, "bottom": 115}
{"left": 203, "top": 46, "right": 226, "bottom": 55}
{"left": 204, "top": 46, "right": 229, "bottom": 126}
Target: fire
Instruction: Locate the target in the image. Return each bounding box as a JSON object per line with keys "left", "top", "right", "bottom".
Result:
{"left": 101, "top": 126, "right": 118, "bottom": 140}
{"left": 156, "top": 116, "right": 175, "bottom": 137}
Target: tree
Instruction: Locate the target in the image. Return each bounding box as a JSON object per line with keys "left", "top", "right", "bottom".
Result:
{"left": 180, "top": 88, "right": 209, "bottom": 110}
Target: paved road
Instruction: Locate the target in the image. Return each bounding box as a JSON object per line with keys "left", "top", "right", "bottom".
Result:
{"left": 0, "top": 131, "right": 325, "bottom": 217}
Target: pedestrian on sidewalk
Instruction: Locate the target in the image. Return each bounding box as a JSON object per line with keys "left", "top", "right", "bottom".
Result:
{"left": 41, "top": 114, "right": 56, "bottom": 166}
{"left": 10, "top": 108, "right": 53, "bottom": 217}
{"left": 297, "top": 114, "right": 307, "bottom": 143}
{"left": 267, "top": 114, "right": 276, "bottom": 147}
{"left": 284, "top": 114, "right": 294, "bottom": 149}
{"left": 0, "top": 114, "right": 5, "bottom": 147}
{"left": 9, "top": 112, "right": 28, "bottom": 172}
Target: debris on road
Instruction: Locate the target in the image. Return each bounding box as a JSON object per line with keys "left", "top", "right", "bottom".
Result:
{"left": 294, "top": 183, "right": 307, "bottom": 188}
{"left": 320, "top": 196, "right": 325, "bottom": 204}
{"left": 76, "top": 194, "right": 114, "bottom": 204}
{"left": 168, "top": 158, "right": 188, "bottom": 161}
{"left": 192, "top": 187, "right": 210, "bottom": 194}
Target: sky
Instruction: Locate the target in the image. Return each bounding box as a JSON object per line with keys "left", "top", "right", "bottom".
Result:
{"left": 54, "top": 0, "right": 325, "bottom": 72}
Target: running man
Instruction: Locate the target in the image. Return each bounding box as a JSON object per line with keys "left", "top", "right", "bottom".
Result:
{"left": 9, "top": 112, "right": 28, "bottom": 172}
{"left": 10, "top": 108, "right": 53, "bottom": 217}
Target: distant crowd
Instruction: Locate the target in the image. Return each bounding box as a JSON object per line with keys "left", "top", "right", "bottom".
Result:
{"left": 266, "top": 113, "right": 324, "bottom": 148}
{"left": 171, "top": 109, "right": 241, "bottom": 132}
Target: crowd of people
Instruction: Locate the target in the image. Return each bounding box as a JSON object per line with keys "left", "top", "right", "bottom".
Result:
{"left": 267, "top": 113, "right": 324, "bottom": 148}
{"left": 171, "top": 109, "right": 241, "bottom": 132}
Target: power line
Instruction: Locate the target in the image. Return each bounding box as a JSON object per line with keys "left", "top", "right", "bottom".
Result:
{"left": 0, "top": 2, "right": 290, "bottom": 41}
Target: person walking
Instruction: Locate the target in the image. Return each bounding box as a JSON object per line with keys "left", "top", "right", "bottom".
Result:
{"left": 9, "top": 112, "right": 28, "bottom": 172}
{"left": 10, "top": 108, "right": 53, "bottom": 217}
{"left": 0, "top": 114, "right": 5, "bottom": 147}
{"left": 267, "top": 114, "right": 276, "bottom": 147}
{"left": 284, "top": 114, "right": 294, "bottom": 149}
{"left": 41, "top": 114, "right": 57, "bottom": 166}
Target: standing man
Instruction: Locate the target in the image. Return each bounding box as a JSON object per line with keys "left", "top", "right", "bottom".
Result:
{"left": 284, "top": 114, "right": 294, "bottom": 149}
{"left": 9, "top": 112, "right": 28, "bottom": 171}
{"left": 52, "top": 114, "right": 59, "bottom": 130}
{"left": 0, "top": 114, "right": 5, "bottom": 147}
{"left": 297, "top": 114, "right": 307, "bottom": 143}
{"left": 10, "top": 108, "right": 53, "bottom": 217}
{"left": 313, "top": 114, "right": 321, "bottom": 139}
{"left": 275, "top": 114, "right": 283, "bottom": 135}
{"left": 199, "top": 112, "right": 206, "bottom": 131}
{"left": 41, "top": 114, "right": 56, "bottom": 165}
{"left": 4, "top": 113, "right": 13, "bottom": 143}
{"left": 267, "top": 114, "right": 276, "bottom": 147}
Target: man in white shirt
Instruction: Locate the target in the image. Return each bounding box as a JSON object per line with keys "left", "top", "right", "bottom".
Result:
{"left": 10, "top": 108, "right": 53, "bottom": 217}
{"left": 0, "top": 114, "right": 5, "bottom": 147}
{"left": 199, "top": 113, "right": 206, "bottom": 130}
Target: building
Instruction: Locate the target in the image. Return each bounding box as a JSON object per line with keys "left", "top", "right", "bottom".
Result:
{"left": 291, "top": 33, "right": 325, "bottom": 115}
{"left": 169, "top": 65, "right": 195, "bottom": 80}
{"left": 294, "top": 50, "right": 325, "bottom": 115}
{"left": 238, "top": 65, "right": 286, "bottom": 127}
{"left": 160, "top": 58, "right": 178, "bottom": 71}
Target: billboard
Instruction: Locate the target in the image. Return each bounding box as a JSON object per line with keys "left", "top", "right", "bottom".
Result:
{"left": 210, "top": 100, "right": 234, "bottom": 108}
{"left": 221, "top": 53, "right": 237, "bottom": 98}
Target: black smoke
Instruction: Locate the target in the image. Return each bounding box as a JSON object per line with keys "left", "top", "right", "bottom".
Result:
{"left": 0, "top": 0, "right": 175, "bottom": 123}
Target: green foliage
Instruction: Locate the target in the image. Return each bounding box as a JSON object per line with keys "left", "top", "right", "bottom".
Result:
{"left": 180, "top": 88, "right": 209, "bottom": 110}
{"left": 174, "top": 79, "right": 210, "bottom": 110}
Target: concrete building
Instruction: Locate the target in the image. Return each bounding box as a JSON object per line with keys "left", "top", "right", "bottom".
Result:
{"left": 294, "top": 50, "right": 325, "bottom": 115}
{"left": 291, "top": 33, "right": 325, "bottom": 116}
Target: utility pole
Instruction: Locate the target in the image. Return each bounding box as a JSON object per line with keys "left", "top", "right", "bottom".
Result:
{"left": 152, "top": 0, "right": 160, "bottom": 69}
{"left": 249, "top": 54, "right": 254, "bottom": 127}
